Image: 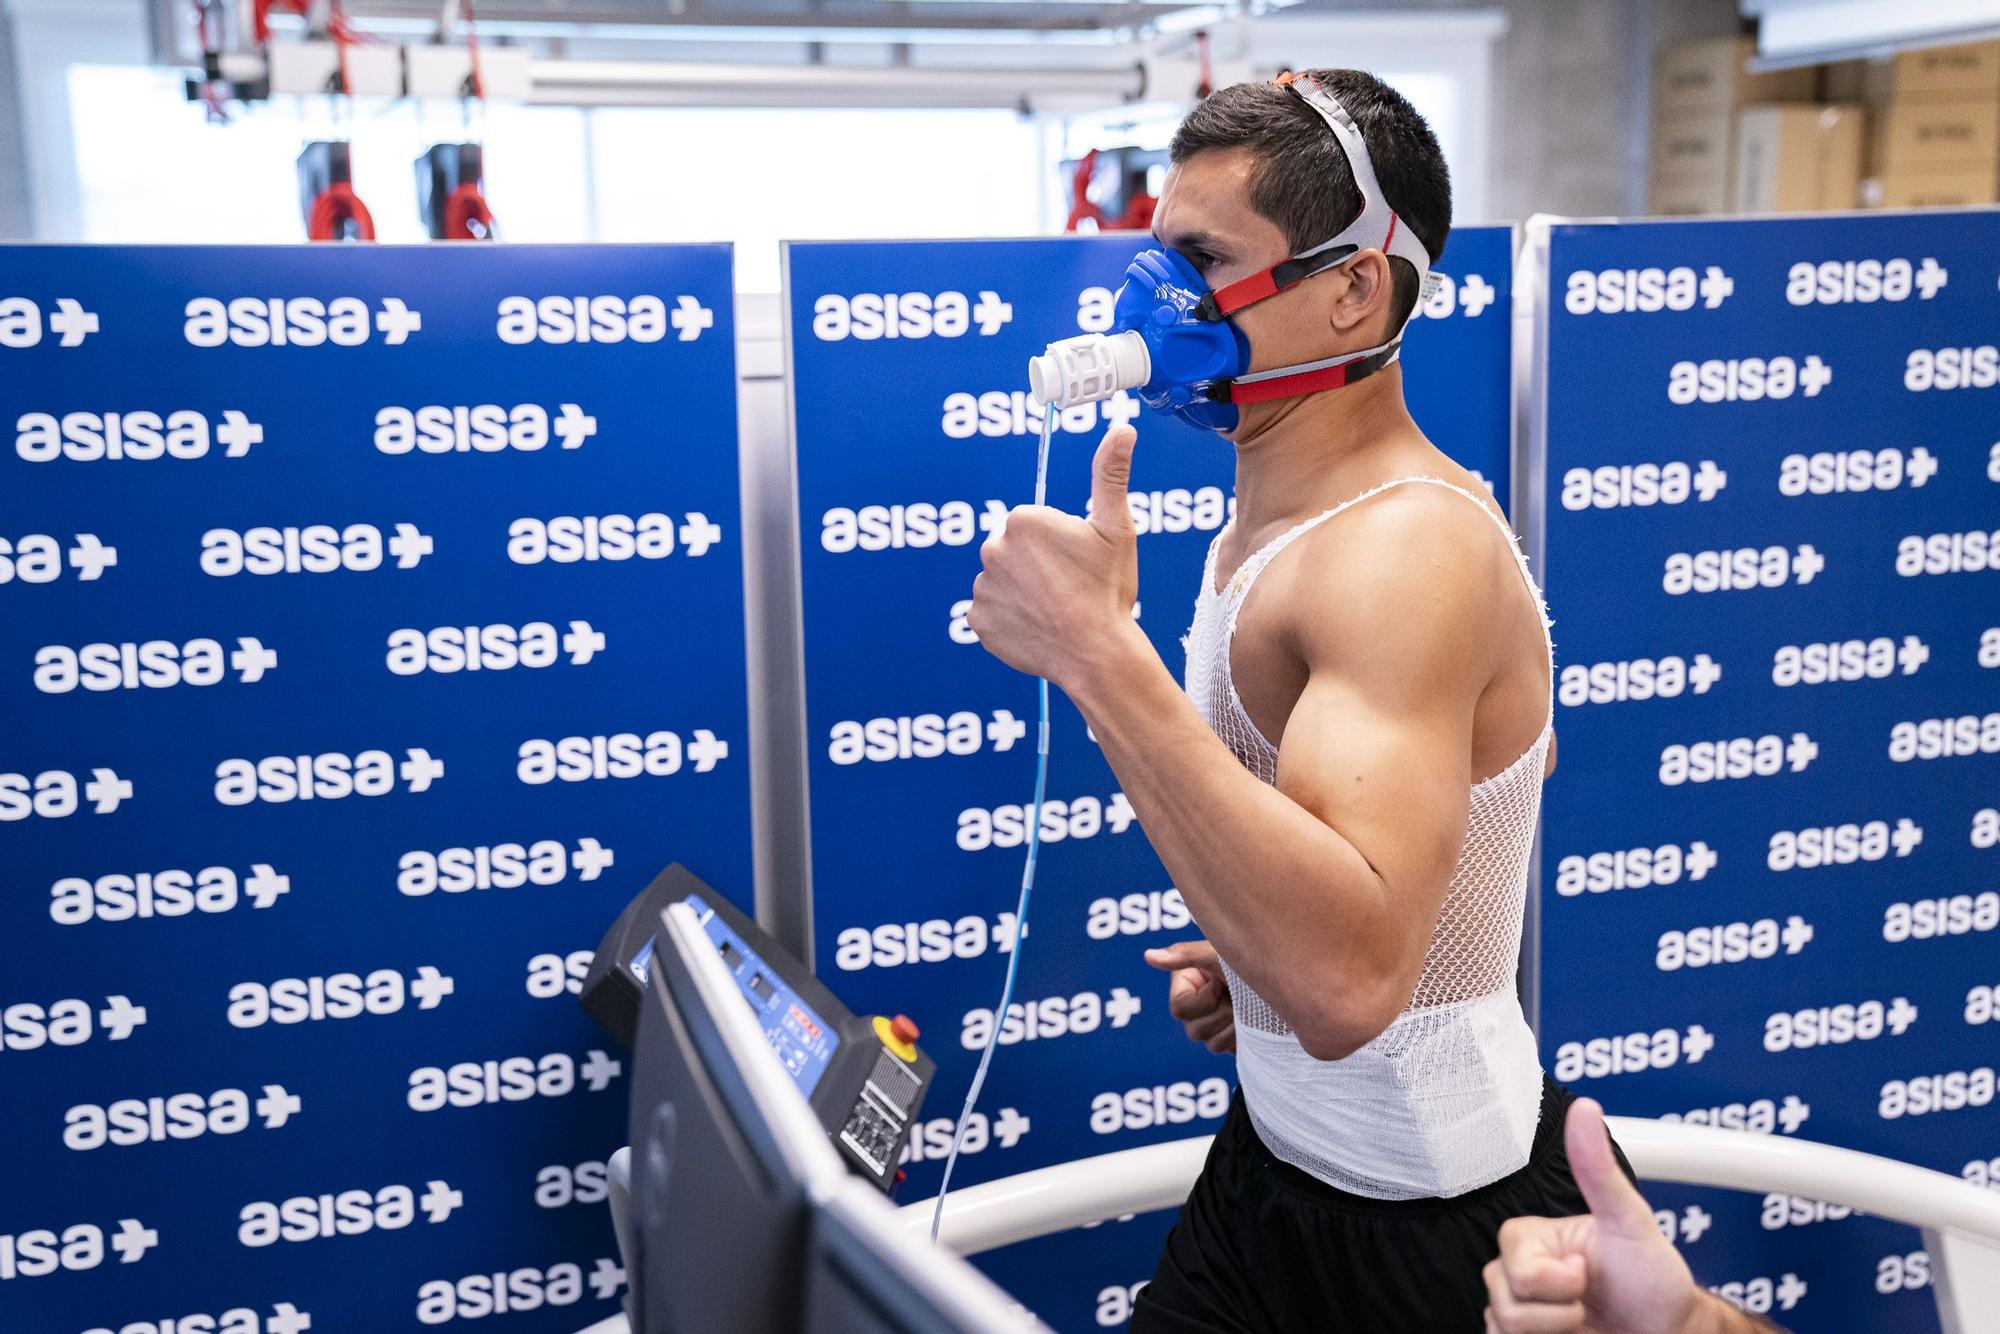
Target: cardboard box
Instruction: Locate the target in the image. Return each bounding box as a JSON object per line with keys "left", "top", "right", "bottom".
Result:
{"left": 1833, "top": 42, "right": 2000, "bottom": 105}
{"left": 1648, "top": 172, "right": 1728, "bottom": 217}
{"left": 1873, "top": 160, "right": 2000, "bottom": 207}
{"left": 1871, "top": 94, "right": 2000, "bottom": 169}
{"left": 1653, "top": 37, "right": 1817, "bottom": 118}
{"left": 1882, "top": 40, "right": 2000, "bottom": 99}
{"left": 1823, "top": 59, "right": 1868, "bottom": 103}
{"left": 1735, "top": 105, "right": 1865, "bottom": 212}
{"left": 1651, "top": 111, "right": 1734, "bottom": 176}
{"left": 1649, "top": 167, "right": 1731, "bottom": 216}
{"left": 1649, "top": 111, "right": 1734, "bottom": 215}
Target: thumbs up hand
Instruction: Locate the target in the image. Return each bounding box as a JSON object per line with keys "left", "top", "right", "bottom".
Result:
{"left": 968, "top": 425, "right": 1142, "bottom": 686}
{"left": 1484, "top": 1099, "right": 1712, "bottom": 1334}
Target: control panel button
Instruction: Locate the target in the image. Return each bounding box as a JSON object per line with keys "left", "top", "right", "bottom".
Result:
{"left": 872, "top": 1013, "right": 919, "bottom": 1063}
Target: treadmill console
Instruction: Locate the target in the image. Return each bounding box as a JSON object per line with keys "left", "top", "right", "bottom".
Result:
{"left": 583, "top": 864, "right": 935, "bottom": 1192}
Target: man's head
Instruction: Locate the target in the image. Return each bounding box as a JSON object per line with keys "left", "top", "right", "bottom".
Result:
{"left": 1155, "top": 70, "right": 1452, "bottom": 397}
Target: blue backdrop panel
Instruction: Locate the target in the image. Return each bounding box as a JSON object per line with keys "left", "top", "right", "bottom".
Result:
{"left": 0, "top": 245, "right": 750, "bottom": 1334}
{"left": 784, "top": 228, "right": 1512, "bottom": 1331}
{"left": 1532, "top": 209, "right": 1999, "bottom": 1332}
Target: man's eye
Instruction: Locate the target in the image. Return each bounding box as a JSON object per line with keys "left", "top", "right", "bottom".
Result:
{"left": 1188, "top": 253, "right": 1217, "bottom": 271}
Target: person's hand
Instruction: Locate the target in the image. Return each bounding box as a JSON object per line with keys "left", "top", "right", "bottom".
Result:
{"left": 1144, "top": 938, "right": 1235, "bottom": 1054}
{"left": 1483, "top": 1098, "right": 1704, "bottom": 1334}
{"left": 967, "top": 424, "right": 1140, "bottom": 687}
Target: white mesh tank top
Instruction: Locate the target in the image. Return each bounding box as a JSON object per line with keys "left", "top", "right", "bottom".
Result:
{"left": 1181, "top": 475, "right": 1555, "bottom": 1199}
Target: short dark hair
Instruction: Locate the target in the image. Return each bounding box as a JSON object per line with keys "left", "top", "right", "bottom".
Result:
{"left": 1169, "top": 69, "right": 1452, "bottom": 328}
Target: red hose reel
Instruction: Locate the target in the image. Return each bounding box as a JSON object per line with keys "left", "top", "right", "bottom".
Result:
{"left": 298, "top": 141, "right": 374, "bottom": 242}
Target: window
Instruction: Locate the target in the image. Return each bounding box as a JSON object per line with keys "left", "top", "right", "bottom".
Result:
{"left": 587, "top": 106, "right": 1046, "bottom": 292}
{"left": 68, "top": 64, "right": 591, "bottom": 244}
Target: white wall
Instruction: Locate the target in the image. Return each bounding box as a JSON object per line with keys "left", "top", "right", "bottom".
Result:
{"left": 3, "top": 0, "right": 149, "bottom": 239}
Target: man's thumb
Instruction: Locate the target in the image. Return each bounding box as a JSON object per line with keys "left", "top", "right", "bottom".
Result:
{"left": 1565, "top": 1098, "right": 1653, "bottom": 1235}
{"left": 1089, "top": 425, "right": 1138, "bottom": 540}
{"left": 1144, "top": 940, "right": 1203, "bottom": 971}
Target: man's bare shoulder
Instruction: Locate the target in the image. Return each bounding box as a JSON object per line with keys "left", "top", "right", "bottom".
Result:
{"left": 1268, "top": 480, "right": 1511, "bottom": 688}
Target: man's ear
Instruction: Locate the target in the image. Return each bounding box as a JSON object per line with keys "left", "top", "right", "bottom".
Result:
{"left": 1328, "top": 250, "right": 1394, "bottom": 336}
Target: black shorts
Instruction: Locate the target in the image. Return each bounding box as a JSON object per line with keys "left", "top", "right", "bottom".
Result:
{"left": 1130, "top": 1075, "right": 1636, "bottom": 1333}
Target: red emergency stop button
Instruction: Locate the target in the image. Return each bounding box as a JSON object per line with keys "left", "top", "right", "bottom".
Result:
{"left": 873, "top": 1013, "right": 920, "bottom": 1063}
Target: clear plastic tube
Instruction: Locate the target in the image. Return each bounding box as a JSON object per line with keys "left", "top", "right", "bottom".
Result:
{"left": 930, "top": 401, "right": 1057, "bottom": 1241}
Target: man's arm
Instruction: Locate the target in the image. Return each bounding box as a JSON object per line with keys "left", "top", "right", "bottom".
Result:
{"left": 1486, "top": 1097, "right": 1790, "bottom": 1334}
{"left": 1063, "top": 491, "right": 1489, "bottom": 1059}
{"left": 970, "top": 425, "right": 1499, "bottom": 1060}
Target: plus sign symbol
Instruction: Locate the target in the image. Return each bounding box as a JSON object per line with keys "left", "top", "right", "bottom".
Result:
{"left": 267, "top": 1303, "right": 312, "bottom": 1334}
{"left": 385, "top": 523, "right": 435, "bottom": 569}
{"left": 580, "top": 1049, "right": 623, "bottom": 1092}
{"left": 686, "top": 730, "right": 730, "bottom": 773}
{"left": 1458, "top": 273, "right": 1497, "bottom": 317}
{"left": 408, "top": 967, "right": 455, "bottom": 1010}
{"left": 1885, "top": 997, "right": 1918, "bottom": 1035}
{"left": 96, "top": 995, "right": 147, "bottom": 1040}
{"left": 110, "top": 1218, "right": 159, "bottom": 1264}
{"left": 84, "top": 768, "right": 134, "bottom": 814}
{"left": 48, "top": 298, "right": 101, "bottom": 347}
{"left": 677, "top": 513, "right": 723, "bottom": 556}
{"left": 398, "top": 748, "right": 445, "bottom": 792}
{"left": 1798, "top": 355, "right": 1832, "bottom": 396}
{"left": 589, "top": 1258, "right": 627, "bottom": 1300}
{"left": 991, "top": 911, "right": 1023, "bottom": 953}
{"left": 991, "top": 1107, "right": 1031, "bottom": 1148}
{"left": 986, "top": 710, "right": 1026, "bottom": 751}
{"left": 215, "top": 411, "right": 263, "bottom": 457}
{"left": 255, "top": 1085, "right": 303, "bottom": 1129}
{"left": 1914, "top": 258, "right": 1948, "bottom": 298}
{"left": 562, "top": 620, "right": 606, "bottom": 665}
{"left": 1698, "top": 267, "right": 1734, "bottom": 307}
{"left": 671, "top": 296, "right": 714, "bottom": 342}
{"left": 571, "top": 837, "right": 615, "bottom": 881}
{"left": 244, "top": 863, "right": 290, "bottom": 908}
{"left": 231, "top": 637, "right": 278, "bottom": 683}
{"left": 553, "top": 403, "right": 598, "bottom": 449}
{"left": 1104, "top": 987, "right": 1143, "bottom": 1027}
{"left": 374, "top": 298, "right": 423, "bottom": 344}
{"left": 972, "top": 291, "right": 1013, "bottom": 335}
{"left": 417, "top": 1181, "right": 464, "bottom": 1223}
{"left": 67, "top": 534, "right": 118, "bottom": 581}
{"left": 1779, "top": 915, "right": 1814, "bottom": 954}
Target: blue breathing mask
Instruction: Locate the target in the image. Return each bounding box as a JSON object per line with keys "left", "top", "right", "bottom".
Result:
{"left": 1109, "top": 241, "right": 1412, "bottom": 435}
{"left": 1113, "top": 247, "right": 1253, "bottom": 433}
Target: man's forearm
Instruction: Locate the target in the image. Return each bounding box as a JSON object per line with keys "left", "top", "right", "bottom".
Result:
{"left": 1684, "top": 1292, "right": 1788, "bottom": 1334}
{"left": 1063, "top": 618, "right": 1398, "bottom": 1052}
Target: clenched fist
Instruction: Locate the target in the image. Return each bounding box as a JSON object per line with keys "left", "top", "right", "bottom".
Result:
{"left": 1145, "top": 938, "right": 1235, "bottom": 1054}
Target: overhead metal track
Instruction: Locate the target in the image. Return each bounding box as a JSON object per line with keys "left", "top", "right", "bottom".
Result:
{"left": 525, "top": 55, "right": 1147, "bottom": 106}
{"left": 288, "top": 0, "right": 1205, "bottom": 35}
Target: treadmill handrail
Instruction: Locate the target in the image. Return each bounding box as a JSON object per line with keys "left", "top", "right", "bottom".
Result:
{"left": 897, "top": 1118, "right": 2000, "bottom": 1257}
